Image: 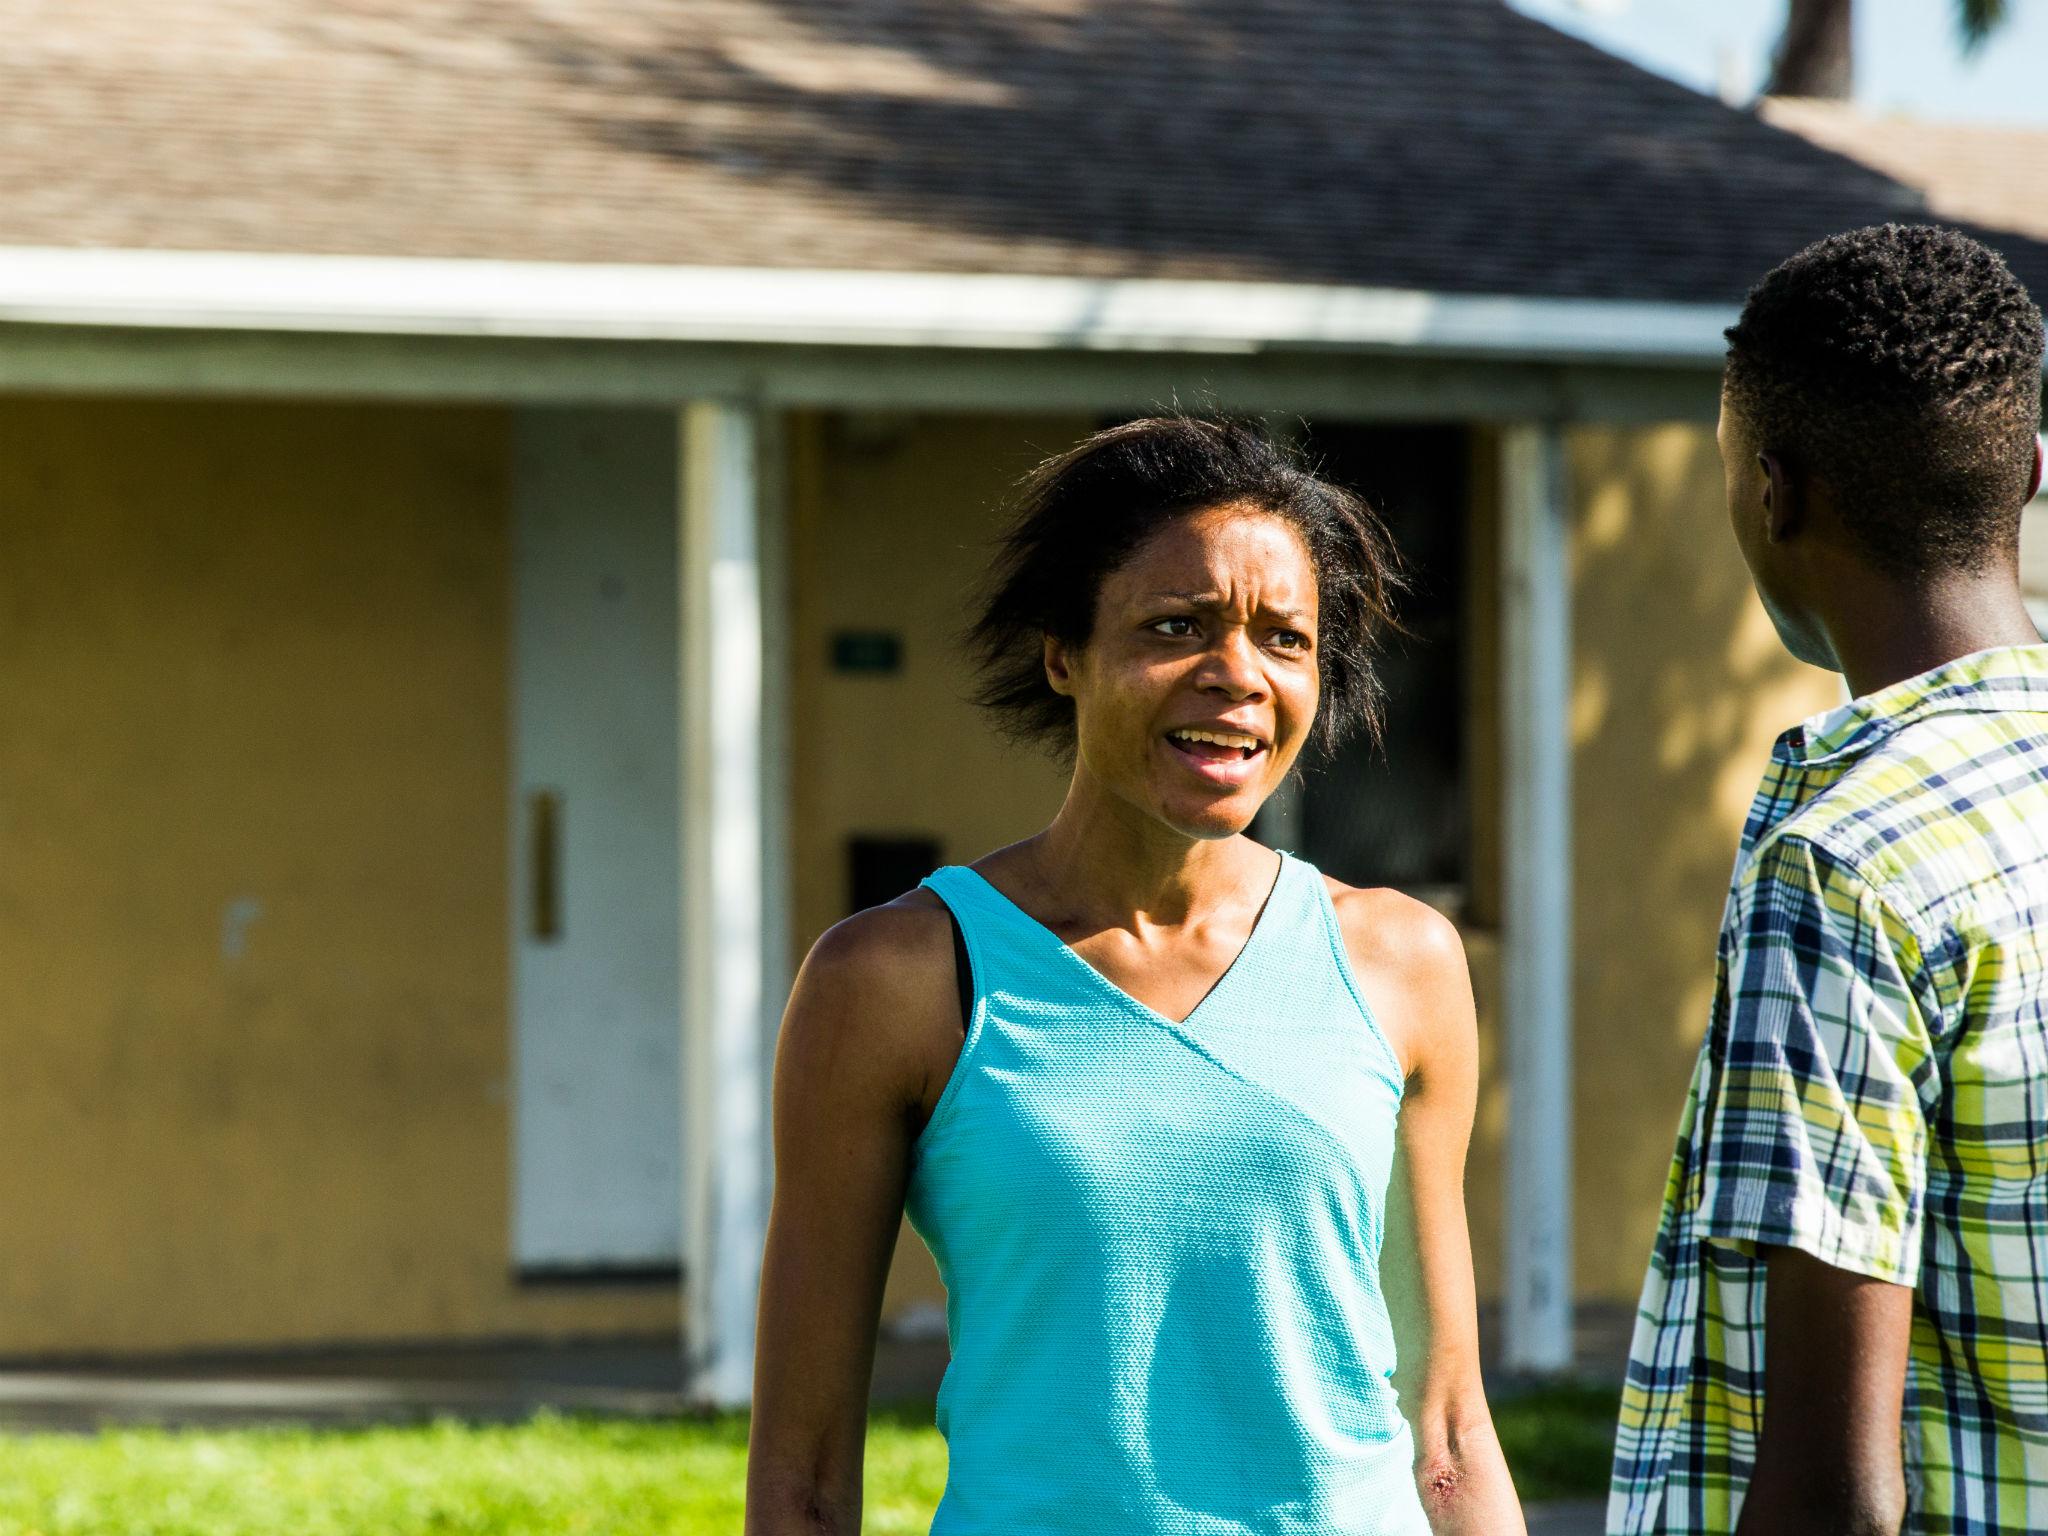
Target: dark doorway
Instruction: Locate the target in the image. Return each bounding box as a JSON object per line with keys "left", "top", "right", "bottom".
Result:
{"left": 1292, "top": 422, "right": 1469, "bottom": 903}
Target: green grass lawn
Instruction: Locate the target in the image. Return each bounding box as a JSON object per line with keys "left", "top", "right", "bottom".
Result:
{"left": 0, "top": 1388, "right": 1615, "bottom": 1535}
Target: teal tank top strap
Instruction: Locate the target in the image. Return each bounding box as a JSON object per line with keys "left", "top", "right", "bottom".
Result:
{"left": 1295, "top": 856, "right": 1411, "bottom": 1097}
{"left": 919, "top": 862, "right": 1052, "bottom": 997}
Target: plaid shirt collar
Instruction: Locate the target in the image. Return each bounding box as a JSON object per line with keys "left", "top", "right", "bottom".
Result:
{"left": 1775, "top": 644, "right": 2048, "bottom": 770}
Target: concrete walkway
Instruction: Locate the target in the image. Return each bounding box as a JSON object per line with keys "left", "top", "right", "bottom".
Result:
{"left": 1528, "top": 1502, "right": 1604, "bottom": 1535}
{"left": 0, "top": 1341, "right": 666, "bottom": 1432}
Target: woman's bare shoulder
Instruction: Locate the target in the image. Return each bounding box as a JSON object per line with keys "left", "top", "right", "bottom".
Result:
{"left": 800, "top": 887, "right": 957, "bottom": 997}
{"left": 1320, "top": 876, "right": 1468, "bottom": 982}
{"left": 1320, "top": 876, "right": 1475, "bottom": 1081}
{"left": 779, "top": 889, "right": 964, "bottom": 1114}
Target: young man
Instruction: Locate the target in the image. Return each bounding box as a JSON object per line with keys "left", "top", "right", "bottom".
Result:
{"left": 1611, "top": 224, "right": 2048, "bottom": 1536}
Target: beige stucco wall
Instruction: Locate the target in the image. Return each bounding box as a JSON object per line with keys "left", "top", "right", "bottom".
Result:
{"left": 787, "top": 411, "right": 1081, "bottom": 1314}
{"left": 1462, "top": 431, "right": 1507, "bottom": 1304}
{"left": 1565, "top": 422, "right": 1841, "bottom": 1304}
{"left": 0, "top": 396, "right": 674, "bottom": 1355}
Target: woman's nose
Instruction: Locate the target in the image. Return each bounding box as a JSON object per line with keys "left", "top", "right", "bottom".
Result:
{"left": 1196, "top": 632, "right": 1265, "bottom": 699}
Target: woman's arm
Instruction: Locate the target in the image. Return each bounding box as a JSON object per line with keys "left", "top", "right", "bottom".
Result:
{"left": 746, "top": 897, "right": 959, "bottom": 1536}
{"left": 1337, "top": 889, "right": 1527, "bottom": 1536}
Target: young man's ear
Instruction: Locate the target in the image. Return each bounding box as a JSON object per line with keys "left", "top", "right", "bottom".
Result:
{"left": 2028, "top": 435, "right": 2044, "bottom": 504}
{"left": 1042, "top": 633, "right": 1076, "bottom": 697}
{"left": 1759, "top": 451, "right": 1804, "bottom": 545}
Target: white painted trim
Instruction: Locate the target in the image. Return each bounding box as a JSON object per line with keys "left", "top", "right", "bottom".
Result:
{"left": 755, "top": 407, "right": 796, "bottom": 1267}
{"left": 0, "top": 245, "right": 1737, "bottom": 365}
{"left": 679, "top": 400, "right": 772, "bottom": 1408}
{"left": 1500, "top": 421, "right": 1575, "bottom": 1376}
{"left": 0, "top": 325, "right": 1727, "bottom": 422}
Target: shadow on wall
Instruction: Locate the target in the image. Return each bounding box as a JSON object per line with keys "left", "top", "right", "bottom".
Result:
{"left": 369, "top": 0, "right": 1938, "bottom": 301}
{"left": 1567, "top": 424, "right": 1840, "bottom": 1302}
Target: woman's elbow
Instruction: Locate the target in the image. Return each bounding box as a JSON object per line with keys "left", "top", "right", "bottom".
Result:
{"left": 1411, "top": 1391, "right": 1519, "bottom": 1519}
{"left": 744, "top": 1456, "right": 861, "bottom": 1536}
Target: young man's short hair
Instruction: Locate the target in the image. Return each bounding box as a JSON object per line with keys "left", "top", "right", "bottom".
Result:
{"left": 1723, "top": 223, "right": 2046, "bottom": 578}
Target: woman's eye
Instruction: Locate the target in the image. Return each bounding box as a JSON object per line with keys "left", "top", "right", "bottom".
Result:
{"left": 1150, "top": 617, "right": 1197, "bottom": 637}
{"left": 1273, "top": 630, "right": 1310, "bottom": 652}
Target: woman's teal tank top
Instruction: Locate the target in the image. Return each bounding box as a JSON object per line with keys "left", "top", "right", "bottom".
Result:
{"left": 906, "top": 851, "right": 1428, "bottom": 1535}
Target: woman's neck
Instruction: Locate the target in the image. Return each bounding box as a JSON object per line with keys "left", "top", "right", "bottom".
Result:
{"left": 1021, "top": 770, "right": 1267, "bottom": 930}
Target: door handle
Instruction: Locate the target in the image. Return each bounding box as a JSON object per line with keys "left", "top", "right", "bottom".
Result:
{"left": 530, "top": 790, "right": 562, "bottom": 941}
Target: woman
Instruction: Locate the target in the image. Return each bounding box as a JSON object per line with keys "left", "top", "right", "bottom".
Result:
{"left": 747, "top": 418, "right": 1524, "bottom": 1535}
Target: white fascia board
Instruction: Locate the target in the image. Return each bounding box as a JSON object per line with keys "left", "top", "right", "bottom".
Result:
{"left": 0, "top": 245, "right": 1737, "bottom": 367}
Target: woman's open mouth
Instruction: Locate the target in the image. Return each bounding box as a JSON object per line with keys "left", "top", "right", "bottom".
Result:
{"left": 1164, "top": 727, "right": 1268, "bottom": 781}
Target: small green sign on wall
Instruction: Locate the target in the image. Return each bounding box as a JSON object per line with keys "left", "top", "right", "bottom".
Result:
{"left": 831, "top": 630, "right": 904, "bottom": 675}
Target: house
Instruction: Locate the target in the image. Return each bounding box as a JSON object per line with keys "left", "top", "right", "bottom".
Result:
{"left": 3, "top": 0, "right": 2045, "bottom": 1404}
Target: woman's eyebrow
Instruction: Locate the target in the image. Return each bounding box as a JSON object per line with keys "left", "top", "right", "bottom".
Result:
{"left": 1142, "top": 590, "right": 1313, "bottom": 625}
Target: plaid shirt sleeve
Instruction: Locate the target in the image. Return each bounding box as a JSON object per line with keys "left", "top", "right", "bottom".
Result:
{"left": 1695, "top": 834, "right": 1937, "bottom": 1284}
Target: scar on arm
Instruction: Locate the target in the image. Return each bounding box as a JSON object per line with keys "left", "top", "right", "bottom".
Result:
{"left": 1419, "top": 1455, "right": 1464, "bottom": 1508}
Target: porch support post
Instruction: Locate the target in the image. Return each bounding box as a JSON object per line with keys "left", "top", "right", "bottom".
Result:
{"left": 679, "top": 398, "right": 775, "bottom": 1406}
{"left": 1500, "top": 420, "right": 1575, "bottom": 1376}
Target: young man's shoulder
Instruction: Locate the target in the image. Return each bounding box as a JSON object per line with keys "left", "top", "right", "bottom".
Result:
{"left": 1735, "top": 712, "right": 2048, "bottom": 1025}
{"left": 1769, "top": 709, "right": 2048, "bottom": 888}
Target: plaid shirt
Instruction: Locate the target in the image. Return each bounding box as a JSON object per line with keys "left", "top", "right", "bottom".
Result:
{"left": 1611, "top": 646, "right": 2048, "bottom": 1536}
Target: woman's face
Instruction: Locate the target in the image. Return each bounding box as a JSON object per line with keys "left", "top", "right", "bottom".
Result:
{"left": 1047, "top": 502, "right": 1320, "bottom": 842}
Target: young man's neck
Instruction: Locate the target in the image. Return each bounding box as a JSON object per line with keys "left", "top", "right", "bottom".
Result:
{"left": 1826, "top": 566, "right": 2041, "bottom": 699}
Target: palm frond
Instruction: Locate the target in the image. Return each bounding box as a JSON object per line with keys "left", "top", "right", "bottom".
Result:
{"left": 1957, "top": 0, "right": 2010, "bottom": 53}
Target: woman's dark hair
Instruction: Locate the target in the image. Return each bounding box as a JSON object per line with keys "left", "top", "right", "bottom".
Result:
{"left": 968, "top": 416, "right": 1405, "bottom": 758}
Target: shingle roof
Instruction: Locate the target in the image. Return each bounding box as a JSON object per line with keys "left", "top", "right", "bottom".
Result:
{"left": 6, "top": 0, "right": 2047, "bottom": 306}
{"left": 1762, "top": 100, "right": 2048, "bottom": 245}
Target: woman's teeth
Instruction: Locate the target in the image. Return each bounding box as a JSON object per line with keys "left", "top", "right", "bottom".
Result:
{"left": 1168, "top": 728, "right": 1263, "bottom": 759}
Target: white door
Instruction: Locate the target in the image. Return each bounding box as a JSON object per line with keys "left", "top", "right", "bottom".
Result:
{"left": 510, "top": 407, "right": 682, "bottom": 1271}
